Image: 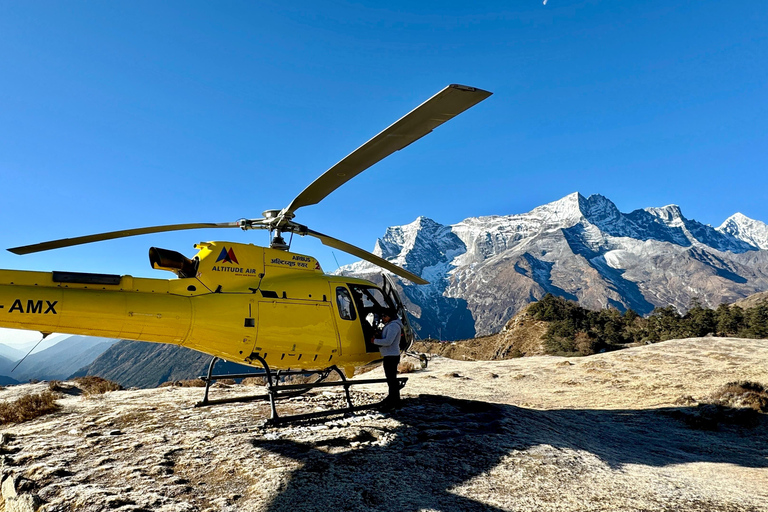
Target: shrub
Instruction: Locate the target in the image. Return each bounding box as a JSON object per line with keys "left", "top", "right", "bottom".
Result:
{"left": 160, "top": 379, "right": 207, "bottom": 388}
{"left": 574, "top": 331, "right": 602, "bottom": 356}
{"left": 48, "top": 380, "right": 65, "bottom": 392}
{"left": 72, "top": 376, "right": 123, "bottom": 396}
{"left": 543, "top": 335, "right": 579, "bottom": 357}
{"left": 0, "top": 391, "right": 58, "bottom": 425}
{"left": 285, "top": 374, "right": 317, "bottom": 385}
{"left": 675, "top": 381, "right": 768, "bottom": 430}
{"left": 710, "top": 381, "right": 768, "bottom": 413}
{"left": 242, "top": 376, "right": 267, "bottom": 386}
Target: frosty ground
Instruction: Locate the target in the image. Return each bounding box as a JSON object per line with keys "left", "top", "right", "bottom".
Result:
{"left": 2, "top": 337, "right": 767, "bottom": 511}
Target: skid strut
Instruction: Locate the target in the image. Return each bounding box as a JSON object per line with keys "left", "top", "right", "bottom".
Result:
{"left": 194, "top": 356, "right": 406, "bottom": 424}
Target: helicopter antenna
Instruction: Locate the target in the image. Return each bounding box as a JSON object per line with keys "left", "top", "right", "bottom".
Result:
{"left": 332, "top": 251, "right": 342, "bottom": 271}
{"left": 11, "top": 332, "right": 52, "bottom": 373}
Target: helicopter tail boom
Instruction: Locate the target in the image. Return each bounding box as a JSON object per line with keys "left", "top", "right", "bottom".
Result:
{"left": 0, "top": 269, "right": 193, "bottom": 344}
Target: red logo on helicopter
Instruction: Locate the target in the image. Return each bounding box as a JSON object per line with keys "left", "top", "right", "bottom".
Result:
{"left": 215, "top": 247, "right": 239, "bottom": 264}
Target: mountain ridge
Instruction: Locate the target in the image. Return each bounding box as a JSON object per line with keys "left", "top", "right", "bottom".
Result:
{"left": 72, "top": 340, "right": 260, "bottom": 388}
{"left": 338, "top": 192, "right": 768, "bottom": 339}
{"left": 10, "top": 336, "right": 119, "bottom": 382}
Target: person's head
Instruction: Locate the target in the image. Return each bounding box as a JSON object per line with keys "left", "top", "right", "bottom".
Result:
{"left": 382, "top": 309, "right": 397, "bottom": 322}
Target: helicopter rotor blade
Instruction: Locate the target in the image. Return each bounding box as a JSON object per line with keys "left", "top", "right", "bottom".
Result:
{"left": 283, "top": 84, "right": 492, "bottom": 217}
{"left": 302, "top": 228, "right": 429, "bottom": 285}
{"left": 8, "top": 222, "right": 242, "bottom": 255}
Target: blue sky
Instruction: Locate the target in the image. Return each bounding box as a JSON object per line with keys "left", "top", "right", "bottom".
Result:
{"left": 1, "top": 1, "right": 767, "bottom": 341}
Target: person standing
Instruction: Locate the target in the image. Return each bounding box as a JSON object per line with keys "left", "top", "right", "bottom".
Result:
{"left": 373, "top": 309, "right": 403, "bottom": 410}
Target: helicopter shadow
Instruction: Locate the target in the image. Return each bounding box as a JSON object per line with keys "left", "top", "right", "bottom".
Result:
{"left": 251, "top": 394, "right": 768, "bottom": 512}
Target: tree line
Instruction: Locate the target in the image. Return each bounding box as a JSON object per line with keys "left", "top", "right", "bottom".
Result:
{"left": 527, "top": 294, "right": 768, "bottom": 356}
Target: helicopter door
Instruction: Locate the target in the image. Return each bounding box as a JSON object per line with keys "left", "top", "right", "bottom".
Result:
{"left": 256, "top": 300, "right": 339, "bottom": 365}
{"left": 332, "top": 285, "right": 365, "bottom": 356}
{"left": 347, "top": 284, "right": 393, "bottom": 353}
{"left": 382, "top": 274, "right": 415, "bottom": 352}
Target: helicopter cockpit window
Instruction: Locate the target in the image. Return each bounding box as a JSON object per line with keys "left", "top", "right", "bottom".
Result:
{"left": 350, "top": 286, "right": 389, "bottom": 310}
{"left": 348, "top": 284, "right": 393, "bottom": 332}
{"left": 336, "top": 287, "right": 356, "bottom": 321}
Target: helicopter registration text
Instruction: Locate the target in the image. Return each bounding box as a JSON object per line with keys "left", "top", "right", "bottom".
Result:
{"left": 0, "top": 299, "right": 58, "bottom": 314}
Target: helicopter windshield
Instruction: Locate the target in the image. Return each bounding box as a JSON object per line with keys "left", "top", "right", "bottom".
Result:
{"left": 348, "top": 284, "right": 394, "bottom": 342}
{"left": 350, "top": 285, "right": 390, "bottom": 310}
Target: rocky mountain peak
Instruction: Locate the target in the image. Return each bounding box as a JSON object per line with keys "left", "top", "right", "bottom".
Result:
{"left": 644, "top": 204, "right": 686, "bottom": 226}
{"left": 369, "top": 216, "right": 464, "bottom": 277}
{"left": 579, "top": 194, "right": 635, "bottom": 236}
{"left": 718, "top": 213, "right": 768, "bottom": 250}
{"left": 529, "top": 191, "right": 585, "bottom": 227}
{"left": 374, "top": 216, "right": 444, "bottom": 258}
{"left": 524, "top": 192, "right": 630, "bottom": 235}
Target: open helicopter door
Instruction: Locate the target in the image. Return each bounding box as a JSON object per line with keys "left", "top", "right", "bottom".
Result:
{"left": 382, "top": 274, "right": 415, "bottom": 352}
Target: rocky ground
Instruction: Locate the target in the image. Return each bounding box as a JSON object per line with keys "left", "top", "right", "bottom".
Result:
{"left": 1, "top": 336, "right": 768, "bottom": 511}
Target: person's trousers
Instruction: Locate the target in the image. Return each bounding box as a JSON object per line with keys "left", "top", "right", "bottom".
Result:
{"left": 382, "top": 355, "right": 401, "bottom": 404}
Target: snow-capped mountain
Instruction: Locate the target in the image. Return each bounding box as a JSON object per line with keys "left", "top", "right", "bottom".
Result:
{"left": 337, "top": 192, "right": 768, "bottom": 339}
{"left": 718, "top": 213, "right": 768, "bottom": 250}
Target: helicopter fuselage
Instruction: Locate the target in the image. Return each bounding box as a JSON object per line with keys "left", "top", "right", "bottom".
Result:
{"left": 0, "top": 242, "right": 395, "bottom": 377}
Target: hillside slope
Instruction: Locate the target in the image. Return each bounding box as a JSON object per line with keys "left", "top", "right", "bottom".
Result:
{"left": 734, "top": 290, "right": 768, "bottom": 309}
{"left": 11, "top": 336, "right": 118, "bottom": 382}
{"left": 72, "top": 340, "right": 261, "bottom": 388}
{"left": 413, "top": 306, "right": 548, "bottom": 360}
{"left": 0, "top": 343, "right": 23, "bottom": 361}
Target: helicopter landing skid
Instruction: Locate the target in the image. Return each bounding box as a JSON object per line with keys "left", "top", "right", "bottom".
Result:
{"left": 194, "top": 355, "right": 407, "bottom": 424}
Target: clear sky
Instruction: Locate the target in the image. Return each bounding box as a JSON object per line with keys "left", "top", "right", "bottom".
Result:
{"left": 1, "top": 1, "right": 767, "bottom": 343}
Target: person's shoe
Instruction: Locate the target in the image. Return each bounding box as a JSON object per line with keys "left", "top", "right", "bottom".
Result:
{"left": 379, "top": 400, "right": 402, "bottom": 412}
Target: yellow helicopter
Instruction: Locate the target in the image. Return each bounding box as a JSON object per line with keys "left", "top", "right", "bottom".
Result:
{"left": 0, "top": 84, "right": 491, "bottom": 422}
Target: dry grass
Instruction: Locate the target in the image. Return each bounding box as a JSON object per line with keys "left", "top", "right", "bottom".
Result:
{"left": 242, "top": 376, "right": 267, "bottom": 386}
{"left": 0, "top": 391, "right": 58, "bottom": 425}
{"left": 398, "top": 361, "right": 417, "bottom": 374}
{"left": 710, "top": 381, "right": 768, "bottom": 413}
{"left": 671, "top": 381, "right": 768, "bottom": 430}
{"left": 159, "top": 379, "right": 207, "bottom": 388}
{"left": 354, "top": 365, "right": 378, "bottom": 376}
{"left": 414, "top": 309, "right": 548, "bottom": 361}
{"left": 72, "top": 376, "right": 123, "bottom": 396}
{"left": 48, "top": 380, "right": 65, "bottom": 392}
{"left": 285, "top": 374, "right": 317, "bottom": 385}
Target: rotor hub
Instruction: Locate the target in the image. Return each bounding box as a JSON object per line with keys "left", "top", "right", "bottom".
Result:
{"left": 270, "top": 234, "right": 290, "bottom": 251}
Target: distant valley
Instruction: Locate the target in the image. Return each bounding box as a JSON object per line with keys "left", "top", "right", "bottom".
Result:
{"left": 73, "top": 340, "right": 258, "bottom": 389}
{"left": 0, "top": 333, "right": 254, "bottom": 389}
{"left": 0, "top": 335, "right": 117, "bottom": 384}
